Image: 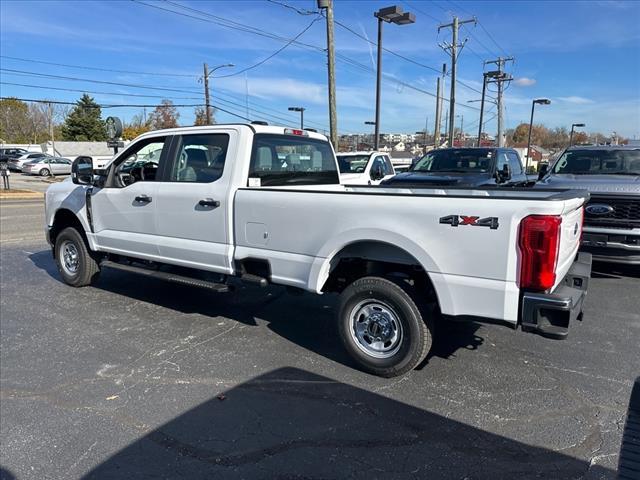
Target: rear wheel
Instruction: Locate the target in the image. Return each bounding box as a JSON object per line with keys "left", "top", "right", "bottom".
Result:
{"left": 39, "top": 168, "right": 50, "bottom": 177}
{"left": 338, "top": 276, "right": 433, "bottom": 377}
{"left": 54, "top": 227, "right": 100, "bottom": 287}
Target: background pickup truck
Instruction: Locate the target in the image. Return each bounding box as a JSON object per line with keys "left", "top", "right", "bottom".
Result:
{"left": 336, "top": 151, "right": 395, "bottom": 185}
{"left": 45, "top": 124, "right": 591, "bottom": 377}
{"left": 536, "top": 145, "right": 640, "bottom": 265}
{"left": 381, "top": 147, "right": 529, "bottom": 188}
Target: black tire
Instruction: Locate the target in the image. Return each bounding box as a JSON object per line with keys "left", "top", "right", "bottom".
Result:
{"left": 39, "top": 168, "right": 50, "bottom": 177}
{"left": 338, "top": 276, "right": 433, "bottom": 377}
{"left": 54, "top": 227, "right": 100, "bottom": 287}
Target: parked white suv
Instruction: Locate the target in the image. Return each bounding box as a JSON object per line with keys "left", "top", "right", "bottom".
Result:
{"left": 45, "top": 124, "right": 591, "bottom": 377}
{"left": 336, "top": 151, "right": 395, "bottom": 185}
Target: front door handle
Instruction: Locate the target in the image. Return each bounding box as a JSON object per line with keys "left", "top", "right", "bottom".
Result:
{"left": 198, "top": 198, "right": 220, "bottom": 208}
{"left": 134, "top": 195, "right": 152, "bottom": 203}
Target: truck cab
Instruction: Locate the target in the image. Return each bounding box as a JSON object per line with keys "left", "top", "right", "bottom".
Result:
{"left": 381, "top": 147, "right": 528, "bottom": 188}
{"left": 336, "top": 151, "right": 395, "bottom": 185}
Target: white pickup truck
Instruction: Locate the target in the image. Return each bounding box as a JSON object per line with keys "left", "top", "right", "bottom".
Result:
{"left": 45, "top": 124, "right": 592, "bottom": 377}
{"left": 336, "top": 151, "right": 395, "bottom": 185}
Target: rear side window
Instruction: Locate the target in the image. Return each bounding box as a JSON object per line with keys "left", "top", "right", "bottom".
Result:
{"left": 248, "top": 134, "right": 339, "bottom": 187}
{"left": 507, "top": 152, "right": 523, "bottom": 174}
{"left": 169, "top": 134, "right": 229, "bottom": 183}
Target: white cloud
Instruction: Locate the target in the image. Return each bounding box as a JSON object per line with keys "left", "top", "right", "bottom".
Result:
{"left": 514, "top": 77, "right": 536, "bottom": 87}
{"left": 557, "top": 96, "right": 595, "bottom": 105}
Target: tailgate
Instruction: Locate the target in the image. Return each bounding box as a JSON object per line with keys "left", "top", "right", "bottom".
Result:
{"left": 555, "top": 203, "right": 585, "bottom": 288}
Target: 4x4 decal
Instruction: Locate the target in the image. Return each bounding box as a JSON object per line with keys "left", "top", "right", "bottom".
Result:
{"left": 439, "top": 215, "right": 499, "bottom": 230}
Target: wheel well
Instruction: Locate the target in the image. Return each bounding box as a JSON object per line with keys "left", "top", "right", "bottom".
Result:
{"left": 321, "top": 241, "right": 438, "bottom": 304}
{"left": 50, "top": 209, "right": 87, "bottom": 247}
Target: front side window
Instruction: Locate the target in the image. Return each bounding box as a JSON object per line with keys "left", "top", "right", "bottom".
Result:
{"left": 411, "top": 148, "right": 494, "bottom": 173}
{"left": 336, "top": 154, "right": 370, "bottom": 173}
{"left": 113, "top": 137, "right": 168, "bottom": 186}
{"left": 248, "top": 134, "right": 339, "bottom": 187}
{"left": 169, "top": 134, "right": 229, "bottom": 183}
{"left": 552, "top": 149, "right": 640, "bottom": 175}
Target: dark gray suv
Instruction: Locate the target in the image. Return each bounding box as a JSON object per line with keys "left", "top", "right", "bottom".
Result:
{"left": 536, "top": 145, "right": 640, "bottom": 265}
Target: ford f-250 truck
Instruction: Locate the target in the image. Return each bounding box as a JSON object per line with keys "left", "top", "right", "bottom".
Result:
{"left": 44, "top": 124, "right": 592, "bottom": 377}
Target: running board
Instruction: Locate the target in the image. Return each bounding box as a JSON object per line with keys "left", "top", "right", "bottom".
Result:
{"left": 100, "top": 260, "right": 230, "bottom": 293}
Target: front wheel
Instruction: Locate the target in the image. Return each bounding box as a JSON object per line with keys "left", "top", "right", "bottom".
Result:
{"left": 54, "top": 227, "right": 100, "bottom": 287}
{"left": 338, "top": 276, "right": 433, "bottom": 377}
{"left": 39, "top": 168, "right": 50, "bottom": 177}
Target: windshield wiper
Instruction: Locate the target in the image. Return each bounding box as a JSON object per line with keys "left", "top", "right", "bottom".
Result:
{"left": 604, "top": 171, "right": 640, "bottom": 175}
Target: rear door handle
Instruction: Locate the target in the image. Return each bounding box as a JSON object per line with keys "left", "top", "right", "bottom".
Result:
{"left": 198, "top": 198, "right": 220, "bottom": 208}
{"left": 134, "top": 195, "right": 152, "bottom": 203}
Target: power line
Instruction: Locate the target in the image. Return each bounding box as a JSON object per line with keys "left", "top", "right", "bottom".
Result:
{"left": 0, "top": 55, "right": 197, "bottom": 78}
{"left": 214, "top": 16, "right": 323, "bottom": 78}
{"left": 133, "top": 0, "right": 480, "bottom": 111}
{"left": 0, "top": 96, "right": 255, "bottom": 121}
{"left": 0, "top": 96, "right": 203, "bottom": 108}
{"left": 0, "top": 68, "right": 202, "bottom": 94}
{"left": 0, "top": 81, "right": 202, "bottom": 100}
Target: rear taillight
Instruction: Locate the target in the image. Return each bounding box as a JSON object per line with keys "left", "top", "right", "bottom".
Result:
{"left": 518, "top": 215, "right": 562, "bottom": 291}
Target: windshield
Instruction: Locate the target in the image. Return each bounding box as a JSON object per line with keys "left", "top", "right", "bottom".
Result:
{"left": 336, "top": 154, "right": 370, "bottom": 173}
{"left": 411, "top": 149, "right": 494, "bottom": 173}
{"left": 249, "top": 134, "right": 339, "bottom": 187}
{"left": 552, "top": 149, "right": 640, "bottom": 175}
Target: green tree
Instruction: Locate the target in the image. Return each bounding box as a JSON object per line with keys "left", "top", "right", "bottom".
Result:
{"left": 60, "top": 94, "right": 107, "bottom": 141}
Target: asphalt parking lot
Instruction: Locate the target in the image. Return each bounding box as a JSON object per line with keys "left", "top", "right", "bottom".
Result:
{"left": 1, "top": 199, "right": 638, "bottom": 479}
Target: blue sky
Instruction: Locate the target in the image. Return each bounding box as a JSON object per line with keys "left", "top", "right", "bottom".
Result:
{"left": 1, "top": 0, "right": 639, "bottom": 138}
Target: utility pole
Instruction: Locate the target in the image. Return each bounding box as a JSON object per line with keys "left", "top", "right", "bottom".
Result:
{"left": 202, "top": 63, "right": 234, "bottom": 125}
{"left": 459, "top": 114, "right": 464, "bottom": 144}
{"left": 203, "top": 63, "right": 212, "bottom": 125}
{"left": 484, "top": 57, "right": 513, "bottom": 147}
{"left": 47, "top": 102, "right": 54, "bottom": 177}
{"left": 319, "top": 0, "right": 338, "bottom": 148}
{"left": 433, "top": 63, "right": 446, "bottom": 149}
{"left": 438, "top": 16, "right": 476, "bottom": 147}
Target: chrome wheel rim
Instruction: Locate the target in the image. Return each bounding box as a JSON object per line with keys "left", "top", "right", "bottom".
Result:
{"left": 349, "top": 300, "right": 403, "bottom": 358}
{"left": 60, "top": 240, "right": 80, "bottom": 275}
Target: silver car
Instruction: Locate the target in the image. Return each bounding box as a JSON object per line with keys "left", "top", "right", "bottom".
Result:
{"left": 23, "top": 157, "right": 72, "bottom": 176}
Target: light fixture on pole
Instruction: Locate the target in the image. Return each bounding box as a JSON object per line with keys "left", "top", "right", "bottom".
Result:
{"left": 288, "top": 107, "right": 306, "bottom": 129}
{"left": 373, "top": 5, "right": 415, "bottom": 150}
{"left": 569, "top": 123, "right": 585, "bottom": 147}
{"left": 202, "top": 63, "right": 235, "bottom": 125}
{"left": 526, "top": 98, "right": 551, "bottom": 173}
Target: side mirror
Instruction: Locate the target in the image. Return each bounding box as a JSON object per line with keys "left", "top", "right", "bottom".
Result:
{"left": 498, "top": 163, "right": 511, "bottom": 182}
{"left": 538, "top": 163, "right": 549, "bottom": 180}
{"left": 71, "top": 156, "right": 93, "bottom": 185}
{"left": 372, "top": 164, "right": 384, "bottom": 181}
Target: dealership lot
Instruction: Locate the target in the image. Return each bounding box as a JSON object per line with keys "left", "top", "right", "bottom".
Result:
{"left": 0, "top": 199, "right": 638, "bottom": 479}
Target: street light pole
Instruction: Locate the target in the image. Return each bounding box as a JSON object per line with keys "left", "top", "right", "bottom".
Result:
{"left": 288, "top": 107, "right": 306, "bottom": 129}
{"left": 202, "top": 63, "right": 234, "bottom": 125}
{"left": 526, "top": 98, "right": 551, "bottom": 173}
{"left": 373, "top": 5, "right": 415, "bottom": 150}
{"left": 569, "top": 123, "right": 585, "bottom": 147}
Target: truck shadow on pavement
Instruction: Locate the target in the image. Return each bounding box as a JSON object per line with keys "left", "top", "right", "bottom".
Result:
{"left": 81, "top": 367, "right": 613, "bottom": 480}
{"left": 29, "top": 250, "right": 485, "bottom": 371}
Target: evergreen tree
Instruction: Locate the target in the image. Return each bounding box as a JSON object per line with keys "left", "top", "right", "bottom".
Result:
{"left": 60, "top": 94, "right": 107, "bottom": 141}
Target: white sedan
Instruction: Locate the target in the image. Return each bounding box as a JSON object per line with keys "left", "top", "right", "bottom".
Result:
{"left": 23, "top": 157, "right": 72, "bottom": 176}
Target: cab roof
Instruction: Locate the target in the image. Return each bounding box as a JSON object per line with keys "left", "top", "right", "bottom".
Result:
{"left": 136, "top": 123, "right": 329, "bottom": 143}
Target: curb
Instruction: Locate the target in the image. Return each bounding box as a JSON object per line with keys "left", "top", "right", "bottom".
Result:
{"left": 0, "top": 191, "right": 44, "bottom": 200}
